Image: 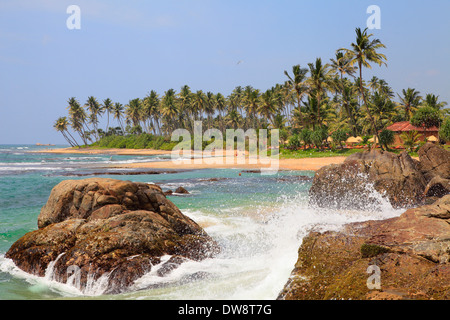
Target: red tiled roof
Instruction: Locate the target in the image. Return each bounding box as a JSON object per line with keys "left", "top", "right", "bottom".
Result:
{"left": 387, "top": 121, "right": 439, "bottom": 132}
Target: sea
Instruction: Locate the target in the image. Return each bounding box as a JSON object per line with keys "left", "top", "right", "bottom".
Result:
{"left": 0, "top": 144, "right": 403, "bottom": 300}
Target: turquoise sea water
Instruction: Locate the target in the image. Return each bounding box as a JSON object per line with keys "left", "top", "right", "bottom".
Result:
{"left": 0, "top": 144, "right": 401, "bottom": 300}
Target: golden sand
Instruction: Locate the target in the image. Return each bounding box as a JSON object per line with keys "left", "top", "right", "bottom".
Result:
{"left": 39, "top": 147, "right": 346, "bottom": 171}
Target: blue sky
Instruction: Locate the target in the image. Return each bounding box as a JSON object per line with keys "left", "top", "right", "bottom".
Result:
{"left": 0, "top": 0, "right": 449, "bottom": 144}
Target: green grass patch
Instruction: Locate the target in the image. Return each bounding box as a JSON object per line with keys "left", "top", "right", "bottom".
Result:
{"left": 91, "top": 134, "right": 178, "bottom": 150}
{"left": 279, "top": 147, "right": 365, "bottom": 159}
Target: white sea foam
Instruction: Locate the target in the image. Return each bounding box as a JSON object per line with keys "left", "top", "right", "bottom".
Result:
{"left": 122, "top": 191, "right": 402, "bottom": 300}
{"left": 0, "top": 171, "right": 403, "bottom": 300}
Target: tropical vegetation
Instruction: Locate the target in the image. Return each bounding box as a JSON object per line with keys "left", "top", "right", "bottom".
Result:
{"left": 54, "top": 28, "right": 449, "bottom": 152}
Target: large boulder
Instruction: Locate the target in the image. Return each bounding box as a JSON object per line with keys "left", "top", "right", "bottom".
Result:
{"left": 418, "top": 143, "right": 450, "bottom": 200}
{"left": 6, "top": 178, "right": 219, "bottom": 294}
{"left": 418, "top": 143, "right": 450, "bottom": 181}
{"left": 278, "top": 195, "right": 450, "bottom": 300}
{"left": 309, "top": 150, "right": 427, "bottom": 209}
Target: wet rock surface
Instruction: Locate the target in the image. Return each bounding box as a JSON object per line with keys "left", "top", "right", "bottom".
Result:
{"left": 309, "top": 143, "right": 449, "bottom": 209}
{"left": 279, "top": 195, "right": 450, "bottom": 300}
{"left": 6, "top": 178, "right": 219, "bottom": 294}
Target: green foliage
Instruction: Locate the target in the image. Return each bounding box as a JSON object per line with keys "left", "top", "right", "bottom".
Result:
{"left": 280, "top": 147, "right": 363, "bottom": 159}
{"left": 439, "top": 117, "right": 450, "bottom": 142}
{"left": 411, "top": 106, "right": 442, "bottom": 128}
{"left": 93, "top": 134, "right": 177, "bottom": 150}
{"left": 299, "top": 128, "right": 312, "bottom": 147}
{"left": 400, "top": 131, "right": 423, "bottom": 152}
{"left": 288, "top": 134, "right": 302, "bottom": 149}
{"left": 331, "top": 128, "right": 349, "bottom": 148}
{"left": 379, "top": 129, "right": 395, "bottom": 149}
{"left": 311, "top": 127, "right": 328, "bottom": 149}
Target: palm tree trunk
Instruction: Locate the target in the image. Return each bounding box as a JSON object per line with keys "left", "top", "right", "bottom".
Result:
{"left": 297, "top": 94, "right": 303, "bottom": 127}
{"left": 64, "top": 130, "right": 80, "bottom": 147}
{"left": 359, "top": 62, "right": 383, "bottom": 151}
{"left": 60, "top": 131, "right": 75, "bottom": 147}
{"left": 106, "top": 112, "right": 110, "bottom": 134}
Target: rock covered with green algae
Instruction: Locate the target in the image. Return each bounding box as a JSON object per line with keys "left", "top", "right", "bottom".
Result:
{"left": 6, "top": 178, "right": 220, "bottom": 294}
{"left": 278, "top": 195, "right": 450, "bottom": 300}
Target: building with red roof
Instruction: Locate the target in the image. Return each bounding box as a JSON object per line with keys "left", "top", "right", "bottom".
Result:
{"left": 386, "top": 121, "right": 439, "bottom": 145}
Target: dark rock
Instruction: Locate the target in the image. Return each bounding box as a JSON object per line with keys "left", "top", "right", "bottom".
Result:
{"left": 6, "top": 178, "right": 219, "bottom": 294}
{"left": 279, "top": 195, "right": 450, "bottom": 300}
{"left": 175, "top": 187, "right": 189, "bottom": 194}
{"left": 418, "top": 143, "right": 450, "bottom": 181}
{"left": 309, "top": 150, "right": 427, "bottom": 209}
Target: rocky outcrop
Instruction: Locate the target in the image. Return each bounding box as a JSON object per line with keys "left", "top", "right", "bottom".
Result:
{"left": 309, "top": 150, "right": 427, "bottom": 209}
{"left": 418, "top": 143, "right": 450, "bottom": 200}
{"left": 418, "top": 143, "right": 450, "bottom": 181}
{"left": 6, "top": 178, "right": 219, "bottom": 294}
{"left": 278, "top": 195, "right": 450, "bottom": 300}
{"left": 309, "top": 144, "right": 449, "bottom": 210}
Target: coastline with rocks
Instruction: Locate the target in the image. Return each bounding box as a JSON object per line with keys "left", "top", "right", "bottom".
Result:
{"left": 2, "top": 143, "right": 449, "bottom": 300}
{"left": 279, "top": 143, "right": 450, "bottom": 300}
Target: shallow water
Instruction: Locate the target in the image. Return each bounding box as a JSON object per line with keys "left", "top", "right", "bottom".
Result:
{"left": 0, "top": 144, "right": 402, "bottom": 300}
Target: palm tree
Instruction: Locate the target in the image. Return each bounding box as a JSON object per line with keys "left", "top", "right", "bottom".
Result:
{"left": 215, "top": 92, "right": 227, "bottom": 133}
{"left": 229, "top": 86, "right": 244, "bottom": 116}
{"left": 341, "top": 80, "right": 359, "bottom": 136}
{"left": 400, "top": 131, "right": 422, "bottom": 153}
{"left": 143, "top": 90, "right": 161, "bottom": 135}
{"left": 161, "top": 89, "right": 178, "bottom": 134}
{"left": 330, "top": 51, "right": 357, "bottom": 82}
{"left": 112, "top": 102, "right": 125, "bottom": 133}
{"left": 53, "top": 116, "right": 79, "bottom": 147}
{"left": 178, "top": 85, "right": 193, "bottom": 131}
{"left": 125, "top": 98, "right": 143, "bottom": 128}
{"left": 225, "top": 109, "right": 242, "bottom": 130}
{"left": 67, "top": 97, "right": 89, "bottom": 145}
{"left": 284, "top": 64, "right": 309, "bottom": 127}
{"left": 423, "top": 93, "right": 447, "bottom": 110}
{"left": 85, "top": 96, "right": 103, "bottom": 141}
{"left": 339, "top": 27, "right": 387, "bottom": 149}
{"left": 258, "top": 88, "right": 279, "bottom": 127}
{"left": 243, "top": 86, "right": 261, "bottom": 129}
{"left": 397, "top": 88, "right": 422, "bottom": 121}
{"left": 307, "top": 58, "right": 332, "bottom": 125}
{"left": 192, "top": 90, "right": 206, "bottom": 123}
{"left": 204, "top": 91, "right": 216, "bottom": 129}
{"left": 370, "top": 91, "right": 396, "bottom": 130}
{"left": 103, "top": 98, "right": 113, "bottom": 133}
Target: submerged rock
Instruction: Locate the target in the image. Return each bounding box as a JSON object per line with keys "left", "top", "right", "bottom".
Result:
{"left": 174, "top": 186, "right": 190, "bottom": 194}
{"left": 6, "top": 178, "right": 219, "bottom": 294}
{"left": 278, "top": 195, "right": 450, "bottom": 300}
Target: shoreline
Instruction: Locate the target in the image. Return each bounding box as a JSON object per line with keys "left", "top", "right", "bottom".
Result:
{"left": 37, "top": 147, "right": 347, "bottom": 171}
{"left": 35, "top": 147, "right": 173, "bottom": 156}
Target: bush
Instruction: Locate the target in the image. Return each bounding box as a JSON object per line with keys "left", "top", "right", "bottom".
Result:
{"left": 331, "top": 128, "right": 349, "bottom": 148}
{"left": 299, "top": 128, "right": 312, "bottom": 148}
{"left": 311, "top": 127, "right": 328, "bottom": 149}
{"left": 288, "top": 134, "right": 302, "bottom": 149}
{"left": 379, "top": 129, "right": 395, "bottom": 149}
{"left": 439, "top": 117, "right": 450, "bottom": 142}
{"left": 411, "top": 106, "right": 442, "bottom": 128}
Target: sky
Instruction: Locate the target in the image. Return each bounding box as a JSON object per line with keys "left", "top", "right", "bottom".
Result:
{"left": 0, "top": 0, "right": 449, "bottom": 144}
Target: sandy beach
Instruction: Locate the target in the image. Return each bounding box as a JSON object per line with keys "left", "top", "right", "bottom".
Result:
{"left": 38, "top": 147, "right": 347, "bottom": 171}
{"left": 37, "top": 147, "right": 173, "bottom": 156}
